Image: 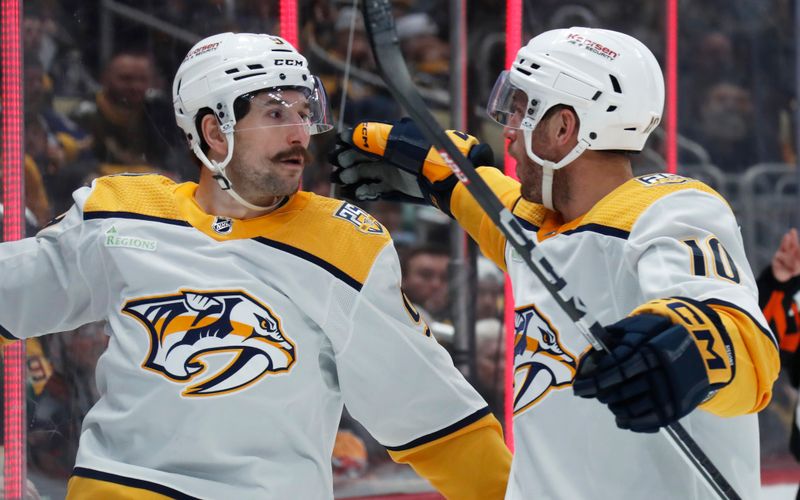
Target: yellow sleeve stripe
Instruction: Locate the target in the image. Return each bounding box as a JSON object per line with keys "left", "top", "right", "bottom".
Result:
{"left": 68, "top": 470, "right": 181, "bottom": 500}
{"left": 451, "top": 167, "right": 521, "bottom": 271}
{"left": 387, "top": 411, "right": 511, "bottom": 500}
{"left": 700, "top": 300, "right": 780, "bottom": 416}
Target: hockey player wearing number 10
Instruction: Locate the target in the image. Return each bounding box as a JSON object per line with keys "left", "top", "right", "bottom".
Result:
{"left": 0, "top": 33, "right": 512, "bottom": 498}
{"left": 331, "top": 27, "right": 780, "bottom": 499}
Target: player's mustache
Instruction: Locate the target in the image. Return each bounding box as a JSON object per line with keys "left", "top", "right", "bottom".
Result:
{"left": 272, "top": 145, "right": 313, "bottom": 165}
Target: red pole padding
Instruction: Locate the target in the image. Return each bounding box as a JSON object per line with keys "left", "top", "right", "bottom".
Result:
{"left": 665, "top": 0, "right": 678, "bottom": 174}
{"left": 1, "top": 0, "right": 27, "bottom": 497}
{"left": 280, "top": 0, "right": 299, "bottom": 48}
{"left": 503, "top": 0, "right": 523, "bottom": 452}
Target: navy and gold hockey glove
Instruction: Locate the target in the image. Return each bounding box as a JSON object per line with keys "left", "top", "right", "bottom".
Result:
{"left": 572, "top": 298, "right": 734, "bottom": 433}
{"left": 329, "top": 117, "right": 494, "bottom": 216}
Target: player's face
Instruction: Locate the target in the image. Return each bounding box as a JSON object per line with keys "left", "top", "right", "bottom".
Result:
{"left": 227, "top": 90, "right": 313, "bottom": 204}
{"left": 505, "top": 124, "right": 543, "bottom": 203}
{"left": 504, "top": 111, "right": 563, "bottom": 204}
{"left": 403, "top": 253, "right": 450, "bottom": 316}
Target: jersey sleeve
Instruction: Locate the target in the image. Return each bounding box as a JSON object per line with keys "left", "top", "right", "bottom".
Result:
{"left": 449, "top": 167, "right": 520, "bottom": 271}
{"left": 625, "top": 189, "right": 780, "bottom": 416}
{"left": 0, "top": 186, "right": 107, "bottom": 343}
{"left": 334, "top": 243, "right": 510, "bottom": 498}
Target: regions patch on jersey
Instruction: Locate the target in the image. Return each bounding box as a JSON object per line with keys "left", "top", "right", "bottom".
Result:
{"left": 122, "top": 289, "right": 296, "bottom": 397}
{"left": 513, "top": 304, "right": 577, "bottom": 415}
{"left": 104, "top": 225, "right": 158, "bottom": 251}
{"left": 634, "top": 172, "right": 689, "bottom": 187}
{"left": 334, "top": 202, "right": 385, "bottom": 235}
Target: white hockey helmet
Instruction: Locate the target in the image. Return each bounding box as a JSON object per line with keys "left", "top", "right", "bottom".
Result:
{"left": 172, "top": 32, "right": 333, "bottom": 209}
{"left": 487, "top": 27, "right": 664, "bottom": 208}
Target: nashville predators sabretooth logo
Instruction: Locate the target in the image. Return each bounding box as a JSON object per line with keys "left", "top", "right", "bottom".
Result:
{"left": 513, "top": 304, "right": 577, "bottom": 415}
{"left": 122, "top": 289, "right": 296, "bottom": 397}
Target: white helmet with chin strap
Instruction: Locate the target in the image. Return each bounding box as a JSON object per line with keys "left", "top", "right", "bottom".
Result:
{"left": 173, "top": 32, "right": 333, "bottom": 210}
{"left": 487, "top": 27, "right": 664, "bottom": 210}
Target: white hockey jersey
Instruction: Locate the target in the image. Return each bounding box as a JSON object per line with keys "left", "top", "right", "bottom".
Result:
{"left": 0, "top": 174, "right": 500, "bottom": 499}
{"left": 450, "top": 169, "right": 780, "bottom": 500}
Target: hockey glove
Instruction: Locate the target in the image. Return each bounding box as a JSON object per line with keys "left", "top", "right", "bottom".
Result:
{"left": 329, "top": 117, "right": 494, "bottom": 216}
{"left": 572, "top": 298, "right": 734, "bottom": 433}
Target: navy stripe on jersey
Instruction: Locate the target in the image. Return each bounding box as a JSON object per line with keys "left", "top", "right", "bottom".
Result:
{"left": 253, "top": 237, "right": 363, "bottom": 291}
{"left": 704, "top": 298, "right": 779, "bottom": 349}
{"left": 72, "top": 468, "right": 200, "bottom": 500}
{"left": 384, "top": 406, "right": 491, "bottom": 451}
{"left": 562, "top": 223, "right": 630, "bottom": 240}
{"left": 514, "top": 216, "right": 539, "bottom": 232}
{"left": 0, "top": 323, "right": 17, "bottom": 341}
{"left": 84, "top": 211, "right": 192, "bottom": 227}
{"left": 512, "top": 217, "right": 630, "bottom": 240}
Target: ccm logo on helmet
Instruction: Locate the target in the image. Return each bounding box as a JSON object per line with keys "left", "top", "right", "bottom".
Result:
{"left": 566, "top": 33, "right": 618, "bottom": 60}
{"left": 274, "top": 59, "right": 304, "bottom": 66}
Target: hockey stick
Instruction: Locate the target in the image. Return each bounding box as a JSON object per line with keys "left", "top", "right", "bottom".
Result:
{"left": 359, "top": 1, "right": 740, "bottom": 499}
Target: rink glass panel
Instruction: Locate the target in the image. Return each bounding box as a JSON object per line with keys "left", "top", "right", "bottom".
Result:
{"left": 6, "top": 0, "right": 800, "bottom": 497}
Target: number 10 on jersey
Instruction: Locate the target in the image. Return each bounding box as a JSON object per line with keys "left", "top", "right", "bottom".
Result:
{"left": 681, "top": 237, "right": 741, "bottom": 284}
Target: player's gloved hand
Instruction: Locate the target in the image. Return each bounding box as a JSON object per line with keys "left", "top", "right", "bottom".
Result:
{"left": 572, "top": 297, "right": 734, "bottom": 433}
{"left": 329, "top": 117, "right": 494, "bottom": 216}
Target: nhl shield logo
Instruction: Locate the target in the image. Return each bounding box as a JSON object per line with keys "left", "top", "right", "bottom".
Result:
{"left": 122, "top": 289, "right": 296, "bottom": 397}
{"left": 212, "top": 216, "right": 233, "bottom": 235}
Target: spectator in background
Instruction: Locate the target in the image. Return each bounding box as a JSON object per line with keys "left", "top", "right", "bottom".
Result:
{"left": 317, "top": 7, "right": 400, "bottom": 125}
{"left": 25, "top": 56, "right": 95, "bottom": 219}
{"left": 475, "top": 317, "right": 505, "bottom": 423}
{"left": 477, "top": 256, "right": 504, "bottom": 321}
{"left": 757, "top": 228, "right": 800, "bottom": 499}
{"left": 231, "top": 0, "right": 279, "bottom": 35}
{"left": 27, "top": 322, "right": 108, "bottom": 483}
{"left": 395, "top": 12, "right": 450, "bottom": 93}
{"left": 70, "top": 49, "right": 186, "bottom": 178}
{"left": 23, "top": 3, "right": 60, "bottom": 74}
{"left": 685, "top": 80, "right": 763, "bottom": 171}
{"left": 678, "top": 32, "right": 737, "bottom": 127}
{"left": 25, "top": 58, "right": 92, "bottom": 166}
{"left": 401, "top": 244, "right": 451, "bottom": 324}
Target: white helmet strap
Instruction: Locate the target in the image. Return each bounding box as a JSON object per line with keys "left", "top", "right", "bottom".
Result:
{"left": 522, "top": 129, "right": 589, "bottom": 211}
{"left": 192, "top": 132, "right": 282, "bottom": 212}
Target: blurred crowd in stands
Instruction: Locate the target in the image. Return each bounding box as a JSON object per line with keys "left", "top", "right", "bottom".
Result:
{"left": 2, "top": 0, "right": 799, "bottom": 496}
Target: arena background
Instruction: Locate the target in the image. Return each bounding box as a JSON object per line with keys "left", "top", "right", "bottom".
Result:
{"left": 2, "top": 0, "right": 799, "bottom": 498}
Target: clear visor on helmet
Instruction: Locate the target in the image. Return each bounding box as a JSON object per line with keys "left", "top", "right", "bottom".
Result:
{"left": 234, "top": 76, "right": 333, "bottom": 135}
{"left": 486, "top": 71, "right": 544, "bottom": 130}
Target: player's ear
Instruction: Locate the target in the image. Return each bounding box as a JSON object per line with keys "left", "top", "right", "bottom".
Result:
{"left": 553, "top": 108, "right": 579, "bottom": 146}
{"left": 201, "top": 114, "right": 228, "bottom": 158}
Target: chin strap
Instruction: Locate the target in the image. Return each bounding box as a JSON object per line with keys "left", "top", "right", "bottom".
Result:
{"left": 522, "top": 129, "right": 589, "bottom": 210}
{"left": 192, "top": 132, "right": 284, "bottom": 212}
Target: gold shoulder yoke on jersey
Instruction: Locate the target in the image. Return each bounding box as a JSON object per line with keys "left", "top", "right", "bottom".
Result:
{"left": 573, "top": 174, "right": 728, "bottom": 236}
{"left": 84, "top": 174, "right": 183, "bottom": 221}
{"left": 266, "top": 195, "right": 392, "bottom": 288}
{"left": 512, "top": 198, "right": 548, "bottom": 229}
